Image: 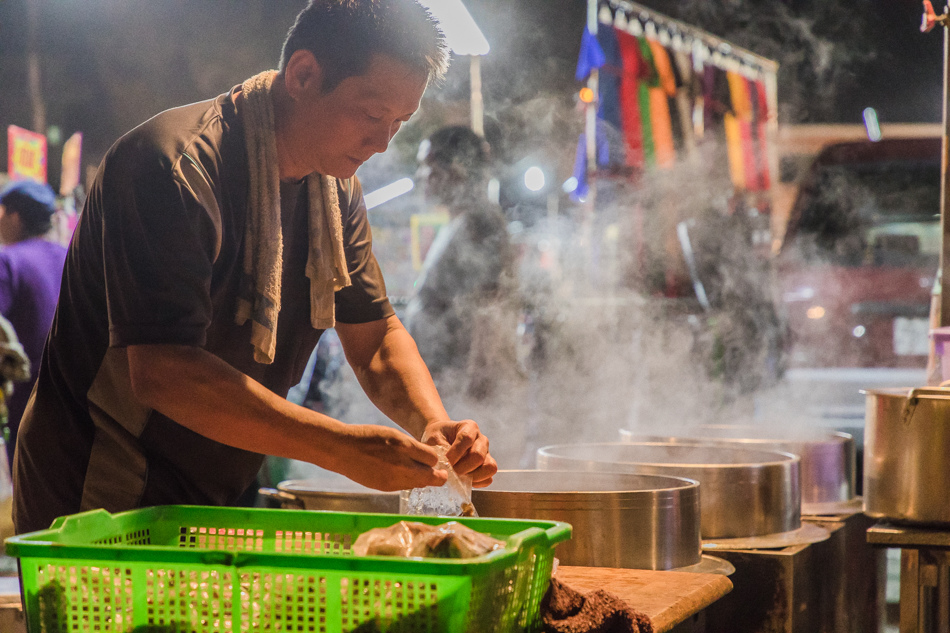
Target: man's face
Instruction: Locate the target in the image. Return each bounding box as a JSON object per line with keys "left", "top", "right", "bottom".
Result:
{"left": 419, "top": 158, "right": 463, "bottom": 207}
{"left": 283, "top": 54, "right": 428, "bottom": 180}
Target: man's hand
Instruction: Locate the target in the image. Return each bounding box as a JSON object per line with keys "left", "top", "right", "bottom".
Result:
{"left": 330, "top": 424, "right": 449, "bottom": 492}
{"left": 422, "top": 419, "right": 498, "bottom": 487}
{"left": 336, "top": 316, "right": 498, "bottom": 487}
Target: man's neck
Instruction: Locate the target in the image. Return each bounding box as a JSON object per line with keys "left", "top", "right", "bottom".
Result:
{"left": 235, "top": 74, "right": 312, "bottom": 182}
{"left": 270, "top": 75, "right": 312, "bottom": 182}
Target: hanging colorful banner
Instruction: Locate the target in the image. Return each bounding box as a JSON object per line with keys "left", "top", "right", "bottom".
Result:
{"left": 59, "top": 132, "right": 83, "bottom": 196}
{"left": 7, "top": 125, "right": 48, "bottom": 183}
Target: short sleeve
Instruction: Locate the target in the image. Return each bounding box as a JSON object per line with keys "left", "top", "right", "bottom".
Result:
{"left": 333, "top": 177, "right": 395, "bottom": 324}
{"left": 102, "top": 143, "right": 219, "bottom": 347}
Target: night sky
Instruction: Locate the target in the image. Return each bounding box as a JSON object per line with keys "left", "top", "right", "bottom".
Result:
{"left": 839, "top": 0, "right": 943, "bottom": 123}
{"left": 0, "top": 0, "right": 944, "bottom": 190}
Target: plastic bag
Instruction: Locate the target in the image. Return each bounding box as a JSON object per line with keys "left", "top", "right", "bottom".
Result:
{"left": 352, "top": 520, "right": 504, "bottom": 559}
{"left": 400, "top": 446, "right": 477, "bottom": 517}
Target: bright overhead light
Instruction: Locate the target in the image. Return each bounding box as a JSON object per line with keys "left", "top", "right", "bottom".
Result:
{"left": 524, "top": 166, "right": 545, "bottom": 192}
{"left": 364, "top": 178, "right": 414, "bottom": 210}
{"left": 863, "top": 107, "right": 881, "bottom": 142}
{"left": 417, "top": 0, "right": 490, "bottom": 56}
{"left": 562, "top": 177, "right": 578, "bottom": 193}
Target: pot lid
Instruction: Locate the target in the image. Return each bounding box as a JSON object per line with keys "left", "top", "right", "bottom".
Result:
{"left": 278, "top": 478, "right": 398, "bottom": 496}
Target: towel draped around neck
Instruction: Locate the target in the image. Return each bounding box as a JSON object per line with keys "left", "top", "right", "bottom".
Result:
{"left": 236, "top": 70, "right": 352, "bottom": 364}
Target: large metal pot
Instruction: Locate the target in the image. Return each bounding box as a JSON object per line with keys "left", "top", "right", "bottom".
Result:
{"left": 864, "top": 387, "right": 950, "bottom": 525}
{"left": 537, "top": 442, "right": 801, "bottom": 539}
{"left": 472, "top": 470, "right": 702, "bottom": 570}
{"left": 620, "top": 426, "right": 855, "bottom": 511}
{"left": 260, "top": 478, "right": 400, "bottom": 513}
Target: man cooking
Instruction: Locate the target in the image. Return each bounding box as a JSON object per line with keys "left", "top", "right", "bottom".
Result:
{"left": 13, "top": 0, "right": 497, "bottom": 535}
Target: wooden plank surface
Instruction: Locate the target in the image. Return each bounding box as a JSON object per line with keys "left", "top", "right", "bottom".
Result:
{"left": 556, "top": 566, "right": 733, "bottom": 632}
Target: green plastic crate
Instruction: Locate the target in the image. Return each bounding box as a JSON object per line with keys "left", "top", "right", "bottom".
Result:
{"left": 5, "top": 505, "right": 571, "bottom": 633}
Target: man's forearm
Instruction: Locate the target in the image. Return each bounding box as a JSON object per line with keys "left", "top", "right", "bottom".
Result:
{"left": 127, "top": 344, "right": 348, "bottom": 470}
{"left": 125, "top": 343, "right": 446, "bottom": 492}
{"left": 336, "top": 315, "right": 449, "bottom": 439}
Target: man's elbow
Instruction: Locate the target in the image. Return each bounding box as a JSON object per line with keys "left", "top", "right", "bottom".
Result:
{"left": 126, "top": 345, "right": 180, "bottom": 408}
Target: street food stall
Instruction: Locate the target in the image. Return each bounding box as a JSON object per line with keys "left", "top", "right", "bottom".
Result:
{"left": 4, "top": 0, "right": 939, "bottom": 631}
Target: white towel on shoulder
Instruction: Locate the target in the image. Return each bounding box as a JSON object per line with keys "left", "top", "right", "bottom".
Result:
{"left": 236, "top": 70, "right": 352, "bottom": 364}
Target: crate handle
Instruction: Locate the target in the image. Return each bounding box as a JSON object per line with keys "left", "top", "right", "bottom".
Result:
{"left": 47, "top": 508, "right": 115, "bottom": 532}
{"left": 507, "top": 522, "right": 572, "bottom": 549}
{"left": 544, "top": 522, "right": 572, "bottom": 544}
{"left": 505, "top": 527, "right": 547, "bottom": 550}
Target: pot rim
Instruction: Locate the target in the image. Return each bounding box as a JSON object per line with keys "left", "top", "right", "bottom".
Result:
{"left": 277, "top": 479, "right": 399, "bottom": 497}
{"left": 538, "top": 442, "right": 801, "bottom": 468}
{"left": 862, "top": 386, "right": 950, "bottom": 397}
{"left": 475, "top": 469, "right": 700, "bottom": 494}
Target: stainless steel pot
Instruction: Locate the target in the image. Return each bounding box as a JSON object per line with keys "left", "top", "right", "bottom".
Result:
{"left": 260, "top": 479, "right": 400, "bottom": 513}
{"left": 620, "top": 426, "right": 855, "bottom": 511}
{"left": 864, "top": 387, "right": 950, "bottom": 525}
{"left": 472, "top": 470, "right": 702, "bottom": 570}
{"left": 537, "top": 442, "right": 801, "bottom": 539}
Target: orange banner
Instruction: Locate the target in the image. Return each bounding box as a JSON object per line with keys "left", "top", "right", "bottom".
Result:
{"left": 59, "top": 132, "right": 83, "bottom": 195}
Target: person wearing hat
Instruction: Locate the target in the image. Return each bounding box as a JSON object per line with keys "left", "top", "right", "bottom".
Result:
{"left": 0, "top": 180, "right": 68, "bottom": 469}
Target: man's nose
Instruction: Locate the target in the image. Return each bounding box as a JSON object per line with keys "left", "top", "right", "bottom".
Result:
{"left": 367, "top": 124, "right": 395, "bottom": 154}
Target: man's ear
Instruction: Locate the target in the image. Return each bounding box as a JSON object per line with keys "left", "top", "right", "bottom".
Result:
{"left": 283, "top": 49, "right": 324, "bottom": 100}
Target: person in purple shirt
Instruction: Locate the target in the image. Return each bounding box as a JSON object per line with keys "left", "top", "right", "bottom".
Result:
{"left": 0, "top": 180, "right": 67, "bottom": 468}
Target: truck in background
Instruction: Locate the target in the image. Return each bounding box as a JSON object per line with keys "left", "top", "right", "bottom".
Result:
{"left": 761, "top": 123, "right": 940, "bottom": 427}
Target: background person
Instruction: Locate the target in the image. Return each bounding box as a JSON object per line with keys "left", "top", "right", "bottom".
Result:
{"left": 0, "top": 180, "right": 68, "bottom": 469}
{"left": 13, "top": 0, "right": 496, "bottom": 535}
{"left": 404, "top": 126, "right": 518, "bottom": 400}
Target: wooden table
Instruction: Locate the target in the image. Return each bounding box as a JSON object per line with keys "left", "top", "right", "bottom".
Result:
{"left": 556, "top": 566, "right": 733, "bottom": 632}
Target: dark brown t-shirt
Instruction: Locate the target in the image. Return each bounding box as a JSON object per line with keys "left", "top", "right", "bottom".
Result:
{"left": 12, "top": 90, "right": 393, "bottom": 534}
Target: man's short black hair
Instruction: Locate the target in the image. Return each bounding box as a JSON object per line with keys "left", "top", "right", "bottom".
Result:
{"left": 424, "top": 126, "right": 489, "bottom": 175}
{"left": 280, "top": 0, "right": 449, "bottom": 93}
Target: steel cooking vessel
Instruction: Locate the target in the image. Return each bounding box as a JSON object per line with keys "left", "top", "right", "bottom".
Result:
{"left": 537, "top": 442, "right": 801, "bottom": 539}
{"left": 864, "top": 387, "right": 950, "bottom": 525}
{"left": 472, "top": 470, "right": 702, "bottom": 570}
{"left": 620, "top": 426, "right": 855, "bottom": 510}
{"left": 260, "top": 478, "right": 400, "bottom": 513}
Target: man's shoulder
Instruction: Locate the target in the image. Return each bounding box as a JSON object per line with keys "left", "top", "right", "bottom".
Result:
{"left": 337, "top": 176, "right": 363, "bottom": 202}
{"left": 336, "top": 176, "right": 368, "bottom": 218}
{"left": 0, "top": 239, "right": 66, "bottom": 275}
{"left": 105, "top": 93, "right": 234, "bottom": 177}
{"left": 4, "top": 238, "right": 67, "bottom": 258}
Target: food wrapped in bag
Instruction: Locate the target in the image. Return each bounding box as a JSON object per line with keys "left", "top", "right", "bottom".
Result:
{"left": 353, "top": 520, "right": 504, "bottom": 559}
{"left": 401, "top": 446, "right": 478, "bottom": 517}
